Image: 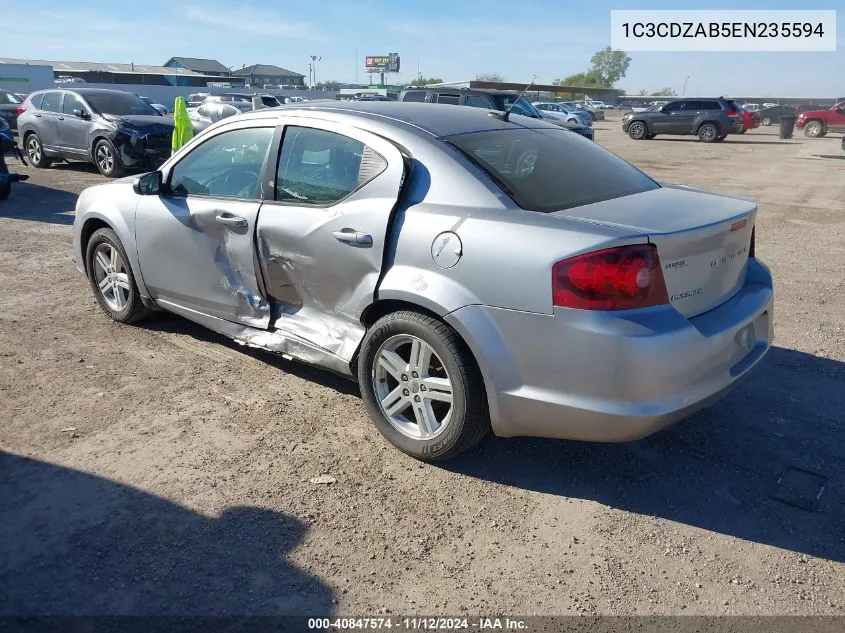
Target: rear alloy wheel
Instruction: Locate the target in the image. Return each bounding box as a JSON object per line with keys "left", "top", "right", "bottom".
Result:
{"left": 698, "top": 123, "right": 719, "bottom": 142}
{"left": 25, "top": 133, "right": 52, "bottom": 168}
{"left": 628, "top": 122, "right": 647, "bottom": 140}
{"left": 761, "top": 117, "right": 772, "bottom": 126}
{"left": 94, "top": 139, "right": 125, "bottom": 178}
{"left": 86, "top": 228, "right": 149, "bottom": 323}
{"left": 803, "top": 121, "right": 825, "bottom": 138}
{"left": 358, "top": 311, "right": 489, "bottom": 461}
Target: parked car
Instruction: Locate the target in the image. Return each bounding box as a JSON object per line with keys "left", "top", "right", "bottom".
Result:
{"left": 741, "top": 103, "right": 760, "bottom": 112}
{"left": 758, "top": 104, "right": 797, "bottom": 126}
{"left": 398, "top": 87, "right": 594, "bottom": 140}
{"left": 71, "top": 101, "right": 772, "bottom": 461}
{"left": 0, "top": 88, "right": 23, "bottom": 132}
{"left": 187, "top": 93, "right": 210, "bottom": 108}
{"left": 795, "top": 101, "right": 845, "bottom": 138}
{"left": 762, "top": 102, "right": 778, "bottom": 109}
{"left": 138, "top": 96, "right": 169, "bottom": 115}
{"left": 532, "top": 102, "right": 592, "bottom": 126}
{"left": 187, "top": 101, "right": 252, "bottom": 133}
{"left": 739, "top": 109, "right": 760, "bottom": 133}
{"left": 208, "top": 93, "right": 283, "bottom": 108}
{"left": 622, "top": 98, "right": 743, "bottom": 142}
{"left": 572, "top": 101, "right": 605, "bottom": 121}
{"left": 18, "top": 88, "right": 175, "bottom": 177}
{"left": 55, "top": 76, "right": 87, "bottom": 85}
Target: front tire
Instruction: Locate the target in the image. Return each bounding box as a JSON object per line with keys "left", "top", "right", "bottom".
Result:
{"left": 761, "top": 117, "right": 771, "bottom": 126}
{"left": 698, "top": 123, "right": 719, "bottom": 142}
{"left": 358, "top": 311, "right": 490, "bottom": 461}
{"left": 93, "top": 139, "right": 125, "bottom": 177}
{"left": 85, "top": 228, "right": 149, "bottom": 323}
{"left": 628, "top": 121, "right": 647, "bottom": 140}
{"left": 25, "top": 133, "right": 52, "bottom": 168}
{"left": 803, "top": 120, "right": 825, "bottom": 138}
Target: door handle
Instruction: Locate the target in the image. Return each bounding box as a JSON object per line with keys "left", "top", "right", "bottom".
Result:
{"left": 332, "top": 229, "right": 373, "bottom": 245}
{"left": 57, "top": 116, "right": 65, "bottom": 121}
{"left": 34, "top": 113, "right": 42, "bottom": 117}
{"left": 215, "top": 213, "right": 248, "bottom": 228}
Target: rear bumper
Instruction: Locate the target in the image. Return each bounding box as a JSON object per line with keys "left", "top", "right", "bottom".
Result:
{"left": 445, "top": 258, "right": 774, "bottom": 442}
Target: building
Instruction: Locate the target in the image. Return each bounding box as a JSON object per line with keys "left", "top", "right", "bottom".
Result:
{"left": 424, "top": 80, "right": 625, "bottom": 105}
{"left": 232, "top": 64, "right": 305, "bottom": 88}
{"left": 0, "top": 57, "right": 241, "bottom": 87}
{"left": 163, "top": 57, "right": 230, "bottom": 77}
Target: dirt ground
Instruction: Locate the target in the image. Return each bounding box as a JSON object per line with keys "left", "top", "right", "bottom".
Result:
{"left": 1, "top": 115, "right": 844, "bottom": 618}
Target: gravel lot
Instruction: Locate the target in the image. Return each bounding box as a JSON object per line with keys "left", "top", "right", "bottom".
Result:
{"left": 1, "top": 115, "right": 844, "bottom": 617}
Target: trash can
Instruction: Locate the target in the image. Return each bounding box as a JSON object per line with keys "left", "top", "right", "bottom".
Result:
{"left": 779, "top": 115, "right": 797, "bottom": 139}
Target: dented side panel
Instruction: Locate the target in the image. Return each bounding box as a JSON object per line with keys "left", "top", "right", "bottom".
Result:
{"left": 255, "top": 117, "right": 407, "bottom": 362}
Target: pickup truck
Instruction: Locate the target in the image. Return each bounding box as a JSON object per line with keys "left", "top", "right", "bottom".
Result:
{"left": 795, "top": 101, "right": 845, "bottom": 138}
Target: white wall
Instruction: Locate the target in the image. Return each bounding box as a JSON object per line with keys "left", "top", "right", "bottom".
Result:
{"left": 75, "top": 83, "right": 337, "bottom": 107}
{"left": 0, "top": 64, "right": 55, "bottom": 93}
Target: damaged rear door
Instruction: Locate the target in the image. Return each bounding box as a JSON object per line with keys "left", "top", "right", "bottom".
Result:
{"left": 135, "top": 122, "right": 276, "bottom": 327}
{"left": 256, "top": 118, "right": 407, "bottom": 362}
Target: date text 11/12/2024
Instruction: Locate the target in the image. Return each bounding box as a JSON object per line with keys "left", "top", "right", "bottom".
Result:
{"left": 308, "top": 617, "right": 528, "bottom": 630}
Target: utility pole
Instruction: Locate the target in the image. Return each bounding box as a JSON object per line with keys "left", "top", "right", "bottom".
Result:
{"left": 310, "top": 55, "right": 321, "bottom": 88}
{"left": 682, "top": 75, "right": 691, "bottom": 96}
{"left": 355, "top": 49, "right": 359, "bottom": 85}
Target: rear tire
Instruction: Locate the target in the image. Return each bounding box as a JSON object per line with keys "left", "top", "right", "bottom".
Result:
{"left": 698, "top": 123, "right": 719, "bottom": 142}
{"left": 358, "top": 311, "right": 490, "bottom": 461}
{"left": 628, "top": 122, "right": 647, "bottom": 140}
{"left": 761, "top": 117, "right": 771, "bottom": 126}
{"left": 24, "top": 133, "right": 52, "bottom": 168}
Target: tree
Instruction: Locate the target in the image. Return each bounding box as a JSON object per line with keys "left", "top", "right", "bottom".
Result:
{"left": 651, "top": 87, "right": 677, "bottom": 96}
{"left": 557, "top": 70, "right": 602, "bottom": 87}
{"left": 409, "top": 76, "right": 443, "bottom": 87}
{"left": 314, "top": 80, "right": 341, "bottom": 90}
{"left": 637, "top": 89, "right": 649, "bottom": 96}
{"left": 476, "top": 73, "right": 506, "bottom": 82}
{"left": 588, "top": 47, "right": 631, "bottom": 87}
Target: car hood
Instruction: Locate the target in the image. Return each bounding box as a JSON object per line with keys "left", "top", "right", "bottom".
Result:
{"left": 102, "top": 114, "right": 175, "bottom": 133}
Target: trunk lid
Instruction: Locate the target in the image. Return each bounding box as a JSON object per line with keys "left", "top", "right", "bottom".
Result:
{"left": 556, "top": 185, "right": 756, "bottom": 318}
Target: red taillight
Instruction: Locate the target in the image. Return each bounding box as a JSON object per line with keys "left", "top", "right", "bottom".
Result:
{"left": 552, "top": 244, "right": 669, "bottom": 311}
{"left": 749, "top": 226, "right": 755, "bottom": 258}
{"left": 16, "top": 104, "right": 26, "bottom": 116}
{"left": 726, "top": 110, "right": 739, "bottom": 118}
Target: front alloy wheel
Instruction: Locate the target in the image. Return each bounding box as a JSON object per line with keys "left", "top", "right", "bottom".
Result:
{"left": 628, "top": 122, "right": 647, "bottom": 140}
{"left": 803, "top": 121, "right": 824, "bottom": 138}
{"left": 86, "top": 228, "right": 148, "bottom": 323}
{"left": 94, "top": 139, "right": 125, "bottom": 177}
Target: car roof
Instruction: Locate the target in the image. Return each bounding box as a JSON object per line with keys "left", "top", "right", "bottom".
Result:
{"left": 237, "top": 101, "right": 559, "bottom": 138}
{"left": 34, "top": 87, "right": 137, "bottom": 97}
{"left": 404, "top": 87, "right": 523, "bottom": 97}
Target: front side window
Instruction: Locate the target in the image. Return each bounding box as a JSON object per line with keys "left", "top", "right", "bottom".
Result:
{"left": 169, "top": 127, "right": 274, "bottom": 199}
{"left": 494, "top": 95, "right": 540, "bottom": 118}
{"left": 275, "top": 126, "right": 386, "bottom": 206}
{"left": 446, "top": 128, "right": 659, "bottom": 213}
{"left": 663, "top": 101, "right": 684, "bottom": 113}
{"left": 41, "top": 92, "right": 62, "bottom": 113}
{"left": 466, "top": 95, "right": 493, "bottom": 109}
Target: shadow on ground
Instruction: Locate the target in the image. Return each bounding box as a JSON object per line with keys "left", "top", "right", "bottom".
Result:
{"left": 445, "top": 347, "right": 845, "bottom": 563}
{"left": 0, "top": 181, "right": 78, "bottom": 225}
{"left": 0, "top": 452, "right": 334, "bottom": 615}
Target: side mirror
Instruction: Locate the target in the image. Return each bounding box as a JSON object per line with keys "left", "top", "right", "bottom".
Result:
{"left": 73, "top": 109, "right": 89, "bottom": 119}
{"left": 133, "top": 171, "right": 163, "bottom": 196}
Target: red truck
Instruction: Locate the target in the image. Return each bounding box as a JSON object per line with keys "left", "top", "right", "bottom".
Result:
{"left": 795, "top": 101, "right": 845, "bottom": 138}
{"left": 739, "top": 109, "right": 760, "bottom": 133}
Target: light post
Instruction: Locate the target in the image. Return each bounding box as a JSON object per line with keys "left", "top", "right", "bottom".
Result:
{"left": 682, "top": 75, "right": 691, "bottom": 96}
{"left": 310, "top": 55, "right": 321, "bottom": 88}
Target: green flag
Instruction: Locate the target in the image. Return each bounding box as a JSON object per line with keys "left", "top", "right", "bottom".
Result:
{"left": 171, "top": 96, "right": 194, "bottom": 154}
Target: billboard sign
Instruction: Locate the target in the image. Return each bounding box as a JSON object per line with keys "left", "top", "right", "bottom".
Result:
{"left": 365, "top": 53, "right": 400, "bottom": 73}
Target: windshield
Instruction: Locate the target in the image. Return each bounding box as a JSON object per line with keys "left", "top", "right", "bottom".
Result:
{"left": 492, "top": 95, "right": 541, "bottom": 119}
{"left": 0, "top": 91, "right": 22, "bottom": 105}
{"left": 446, "top": 128, "right": 659, "bottom": 213}
{"left": 84, "top": 92, "right": 159, "bottom": 116}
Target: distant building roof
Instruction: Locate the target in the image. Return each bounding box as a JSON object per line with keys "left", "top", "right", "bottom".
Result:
{"left": 164, "top": 57, "right": 229, "bottom": 74}
{"left": 0, "top": 57, "right": 205, "bottom": 76}
{"left": 232, "top": 64, "right": 304, "bottom": 78}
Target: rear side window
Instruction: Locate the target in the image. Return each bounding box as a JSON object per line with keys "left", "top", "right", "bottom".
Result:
{"left": 446, "top": 128, "right": 659, "bottom": 213}
{"left": 681, "top": 101, "right": 703, "bottom": 111}
{"left": 29, "top": 93, "right": 44, "bottom": 109}
{"left": 41, "top": 92, "right": 62, "bottom": 113}
{"left": 700, "top": 100, "right": 721, "bottom": 110}
{"left": 466, "top": 95, "right": 493, "bottom": 109}
{"left": 401, "top": 91, "right": 426, "bottom": 103}
{"left": 436, "top": 94, "right": 461, "bottom": 105}
{"left": 275, "top": 126, "right": 387, "bottom": 206}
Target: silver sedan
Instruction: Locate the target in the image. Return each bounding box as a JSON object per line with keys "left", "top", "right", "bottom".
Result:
{"left": 72, "top": 102, "right": 773, "bottom": 460}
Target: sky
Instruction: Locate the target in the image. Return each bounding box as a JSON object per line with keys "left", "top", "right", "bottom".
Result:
{"left": 3, "top": 0, "right": 842, "bottom": 97}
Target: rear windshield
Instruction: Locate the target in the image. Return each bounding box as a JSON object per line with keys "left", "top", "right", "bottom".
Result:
{"left": 446, "top": 128, "right": 659, "bottom": 213}
{"left": 84, "top": 92, "right": 159, "bottom": 116}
